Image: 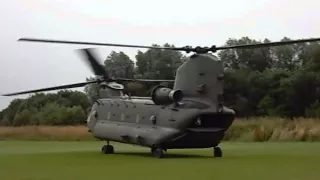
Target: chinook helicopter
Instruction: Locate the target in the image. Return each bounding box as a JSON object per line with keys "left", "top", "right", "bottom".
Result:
{"left": 3, "top": 37, "right": 320, "bottom": 158}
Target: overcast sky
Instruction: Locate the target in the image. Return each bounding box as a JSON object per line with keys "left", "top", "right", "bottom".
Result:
{"left": 0, "top": 0, "right": 319, "bottom": 110}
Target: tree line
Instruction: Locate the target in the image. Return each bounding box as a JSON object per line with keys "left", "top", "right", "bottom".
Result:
{"left": 1, "top": 36, "right": 320, "bottom": 126}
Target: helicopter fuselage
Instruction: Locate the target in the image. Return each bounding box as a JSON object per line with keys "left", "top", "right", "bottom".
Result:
{"left": 87, "top": 97, "right": 235, "bottom": 150}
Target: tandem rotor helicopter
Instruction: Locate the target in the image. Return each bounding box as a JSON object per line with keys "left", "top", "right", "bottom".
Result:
{"left": 3, "top": 37, "right": 320, "bottom": 158}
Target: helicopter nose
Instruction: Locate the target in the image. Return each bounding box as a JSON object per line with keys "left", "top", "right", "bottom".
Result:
{"left": 87, "top": 110, "right": 98, "bottom": 132}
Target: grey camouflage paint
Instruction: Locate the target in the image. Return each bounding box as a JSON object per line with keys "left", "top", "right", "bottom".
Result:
{"left": 88, "top": 53, "right": 235, "bottom": 150}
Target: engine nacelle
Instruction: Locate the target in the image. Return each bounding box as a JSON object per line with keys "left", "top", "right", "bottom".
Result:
{"left": 151, "top": 85, "right": 183, "bottom": 105}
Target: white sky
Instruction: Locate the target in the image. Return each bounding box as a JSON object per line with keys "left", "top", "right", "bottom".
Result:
{"left": 0, "top": 0, "right": 320, "bottom": 110}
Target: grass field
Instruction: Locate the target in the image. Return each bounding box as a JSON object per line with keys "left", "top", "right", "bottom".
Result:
{"left": 0, "top": 141, "right": 319, "bottom": 180}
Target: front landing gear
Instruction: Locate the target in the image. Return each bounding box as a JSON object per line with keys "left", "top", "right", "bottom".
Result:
{"left": 102, "top": 145, "right": 114, "bottom": 154}
{"left": 102, "top": 141, "right": 114, "bottom": 154}
{"left": 151, "top": 147, "right": 164, "bottom": 158}
{"left": 213, "top": 146, "right": 222, "bottom": 157}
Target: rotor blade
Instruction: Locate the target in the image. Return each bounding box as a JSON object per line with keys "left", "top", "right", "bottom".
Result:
{"left": 77, "top": 48, "right": 108, "bottom": 79}
{"left": 216, "top": 37, "right": 320, "bottom": 50}
{"left": 19, "top": 37, "right": 320, "bottom": 54}
{"left": 18, "top": 38, "right": 177, "bottom": 50}
{"left": 115, "top": 78, "right": 175, "bottom": 83}
{"left": 2, "top": 80, "right": 99, "bottom": 96}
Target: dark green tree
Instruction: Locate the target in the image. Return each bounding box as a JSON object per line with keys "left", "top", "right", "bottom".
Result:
{"left": 135, "top": 43, "right": 187, "bottom": 79}
{"left": 219, "top": 37, "right": 274, "bottom": 72}
{"left": 104, "top": 51, "right": 135, "bottom": 78}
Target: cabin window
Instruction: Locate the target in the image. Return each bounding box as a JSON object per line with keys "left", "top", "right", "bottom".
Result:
{"left": 150, "top": 115, "right": 156, "bottom": 125}
{"left": 195, "top": 117, "right": 201, "bottom": 126}
{"left": 107, "top": 112, "right": 110, "bottom": 120}
{"left": 136, "top": 114, "right": 140, "bottom": 123}
{"left": 87, "top": 110, "right": 97, "bottom": 123}
{"left": 94, "top": 111, "right": 98, "bottom": 118}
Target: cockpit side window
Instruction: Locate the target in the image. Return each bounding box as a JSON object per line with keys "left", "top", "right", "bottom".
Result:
{"left": 178, "top": 100, "right": 209, "bottom": 109}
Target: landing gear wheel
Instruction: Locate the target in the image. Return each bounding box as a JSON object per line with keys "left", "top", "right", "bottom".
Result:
{"left": 151, "top": 147, "right": 164, "bottom": 158}
{"left": 213, "top": 146, "right": 222, "bottom": 157}
{"left": 101, "top": 145, "right": 114, "bottom": 154}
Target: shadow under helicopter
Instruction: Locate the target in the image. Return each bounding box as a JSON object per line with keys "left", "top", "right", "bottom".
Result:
{"left": 103, "top": 151, "right": 214, "bottom": 159}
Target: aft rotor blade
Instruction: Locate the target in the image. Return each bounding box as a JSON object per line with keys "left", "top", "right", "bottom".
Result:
{"left": 18, "top": 38, "right": 177, "bottom": 50}
{"left": 216, "top": 37, "right": 320, "bottom": 50}
{"left": 115, "top": 78, "right": 175, "bottom": 83}
{"left": 77, "top": 48, "right": 108, "bottom": 79}
{"left": 2, "top": 80, "right": 99, "bottom": 96}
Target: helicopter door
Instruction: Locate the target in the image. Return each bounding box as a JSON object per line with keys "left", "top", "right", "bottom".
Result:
{"left": 154, "top": 106, "right": 174, "bottom": 127}
{"left": 169, "top": 107, "right": 178, "bottom": 123}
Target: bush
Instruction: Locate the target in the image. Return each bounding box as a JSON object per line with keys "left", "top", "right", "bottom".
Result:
{"left": 224, "top": 117, "right": 320, "bottom": 142}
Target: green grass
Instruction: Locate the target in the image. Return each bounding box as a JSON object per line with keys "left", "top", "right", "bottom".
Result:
{"left": 0, "top": 141, "right": 320, "bottom": 180}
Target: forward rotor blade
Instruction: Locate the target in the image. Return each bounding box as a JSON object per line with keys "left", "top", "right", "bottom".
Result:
{"left": 77, "top": 48, "right": 108, "bottom": 79}
{"left": 216, "top": 37, "right": 320, "bottom": 50}
{"left": 2, "top": 80, "right": 99, "bottom": 96}
{"left": 115, "top": 78, "right": 175, "bottom": 83}
{"left": 18, "top": 38, "right": 176, "bottom": 50}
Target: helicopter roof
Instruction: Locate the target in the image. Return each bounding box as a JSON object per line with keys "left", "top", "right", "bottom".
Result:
{"left": 107, "top": 82, "right": 124, "bottom": 90}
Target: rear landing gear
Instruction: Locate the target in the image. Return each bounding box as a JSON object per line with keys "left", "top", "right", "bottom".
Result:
{"left": 102, "top": 141, "right": 114, "bottom": 154}
{"left": 151, "top": 147, "right": 164, "bottom": 158}
{"left": 213, "top": 146, "right": 222, "bottom": 157}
